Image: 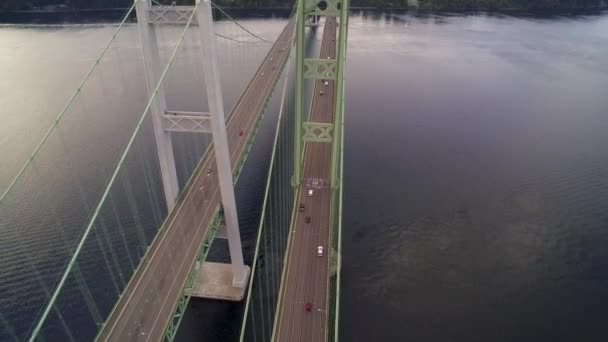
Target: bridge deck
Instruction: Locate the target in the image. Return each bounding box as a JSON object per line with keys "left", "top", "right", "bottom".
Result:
{"left": 98, "top": 18, "right": 295, "bottom": 342}
{"left": 274, "top": 17, "right": 337, "bottom": 342}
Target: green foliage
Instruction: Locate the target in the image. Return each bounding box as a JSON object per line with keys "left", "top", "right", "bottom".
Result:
{"left": 351, "top": 0, "right": 409, "bottom": 7}
{"left": 417, "top": 0, "right": 605, "bottom": 10}
{"left": 0, "top": 0, "right": 291, "bottom": 10}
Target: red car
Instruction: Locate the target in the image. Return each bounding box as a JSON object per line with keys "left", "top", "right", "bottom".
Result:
{"left": 305, "top": 303, "right": 312, "bottom": 312}
{"left": 239, "top": 129, "right": 244, "bottom": 137}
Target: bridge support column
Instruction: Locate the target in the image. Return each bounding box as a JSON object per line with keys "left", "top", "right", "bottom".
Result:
{"left": 136, "top": 0, "right": 179, "bottom": 211}
{"left": 137, "top": 0, "right": 249, "bottom": 297}
{"left": 331, "top": 0, "right": 349, "bottom": 189}
{"left": 196, "top": 0, "right": 249, "bottom": 290}
{"left": 292, "top": 0, "right": 305, "bottom": 187}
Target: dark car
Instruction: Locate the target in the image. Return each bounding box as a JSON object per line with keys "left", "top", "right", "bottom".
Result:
{"left": 306, "top": 216, "right": 311, "bottom": 223}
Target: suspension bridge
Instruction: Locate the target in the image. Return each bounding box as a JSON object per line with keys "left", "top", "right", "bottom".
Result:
{"left": 0, "top": 0, "right": 348, "bottom": 341}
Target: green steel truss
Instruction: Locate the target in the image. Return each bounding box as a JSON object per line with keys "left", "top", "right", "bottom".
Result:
{"left": 304, "top": 58, "right": 337, "bottom": 80}
{"left": 331, "top": 0, "right": 348, "bottom": 190}
{"left": 293, "top": 0, "right": 348, "bottom": 188}
{"left": 304, "top": 0, "right": 341, "bottom": 16}
{"left": 303, "top": 122, "right": 333, "bottom": 142}
{"left": 292, "top": 0, "right": 349, "bottom": 341}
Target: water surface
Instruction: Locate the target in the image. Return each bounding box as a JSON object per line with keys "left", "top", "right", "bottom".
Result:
{"left": 342, "top": 9, "right": 608, "bottom": 342}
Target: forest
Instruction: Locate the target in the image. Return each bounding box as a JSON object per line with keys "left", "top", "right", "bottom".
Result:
{"left": 1, "top": 0, "right": 606, "bottom": 10}
{"left": 415, "top": 0, "right": 606, "bottom": 10}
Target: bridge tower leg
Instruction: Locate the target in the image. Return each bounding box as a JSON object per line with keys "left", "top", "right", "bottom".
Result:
{"left": 331, "top": 0, "right": 349, "bottom": 189}
{"left": 195, "top": 0, "right": 249, "bottom": 290}
{"left": 135, "top": 0, "right": 249, "bottom": 295}
{"left": 292, "top": 0, "right": 305, "bottom": 187}
{"left": 293, "top": 0, "right": 348, "bottom": 189}
{"left": 135, "top": 0, "right": 179, "bottom": 211}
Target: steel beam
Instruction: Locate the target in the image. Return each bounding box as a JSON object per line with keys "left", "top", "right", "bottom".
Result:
{"left": 331, "top": 0, "right": 348, "bottom": 189}
{"left": 305, "top": 0, "right": 341, "bottom": 16}
{"left": 162, "top": 111, "right": 212, "bottom": 133}
{"left": 293, "top": 0, "right": 305, "bottom": 186}
{"left": 303, "top": 122, "right": 333, "bottom": 142}
{"left": 148, "top": 6, "right": 197, "bottom": 25}
{"left": 304, "top": 58, "right": 337, "bottom": 80}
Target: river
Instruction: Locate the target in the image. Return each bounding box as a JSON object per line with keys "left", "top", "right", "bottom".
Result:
{"left": 1, "top": 8, "right": 608, "bottom": 342}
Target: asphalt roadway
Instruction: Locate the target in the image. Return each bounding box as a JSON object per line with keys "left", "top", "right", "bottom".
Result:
{"left": 97, "top": 17, "right": 296, "bottom": 342}
{"left": 274, "top": 17, "right": 337, "bottom": 342}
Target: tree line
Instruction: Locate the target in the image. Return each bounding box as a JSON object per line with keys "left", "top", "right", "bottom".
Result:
{"left": 1, "top": 0, "right": 605, "bottom": 10}
{"left": 0, "top": 0, "right": 287, "bottom": 10}
{"left": 416, "top": 0, "right": 606, "bottom": 10}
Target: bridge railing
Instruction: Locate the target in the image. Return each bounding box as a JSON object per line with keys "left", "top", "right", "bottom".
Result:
{"left": 328, "top": 78, "right": 345, "bottom": 342}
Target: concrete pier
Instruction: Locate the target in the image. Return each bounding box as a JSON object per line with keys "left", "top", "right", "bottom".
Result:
{"left": 188, "top": 262, "right": 251, "bottom": 301}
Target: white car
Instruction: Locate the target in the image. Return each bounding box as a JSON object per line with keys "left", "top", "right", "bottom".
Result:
{"left": 317, "top": 245, "right": 323, "bottom": 257}
{"left": 308, "top": 189, "right": 313, "bottom": 197}
{"left": 324, "top": 81, "right": 329, "bottom": 86}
